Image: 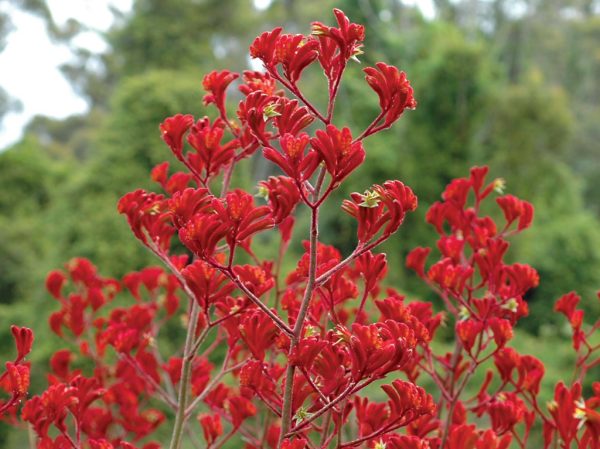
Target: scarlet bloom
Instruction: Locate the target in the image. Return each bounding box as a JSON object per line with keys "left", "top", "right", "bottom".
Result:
{"left": 198, "top": 414, "right": 223, "bottom": 446}
{"left": 186, "top": 117, "right": 237, "bottom": 180}
{"left": 406, "top": 247, "right": 431, "bottom": 278}
{"left": 456, "top": 319, "right": 484, "bottom": 353}
{"left": 178, "top": 213, "right": 229, "bottom": 259}
{"left": 159, "top": 113, "right": 194, "bottom": 158}
{"left": 182, "top": 259, "right": 234, "bottom": 309}
{"left": 273, "top": 98, "right": 315, "bottom": 136}
{"left": 312, "top": 9, "right": 365, "bottom": 61}
{"left": 264, "top": 133, "right": 320, "bottom": 182}
{"left": 427, "top": 258, "right": 474, "bottom": 295}
{"left": 22, "top": 383, "right": 77, "bottom": 438}
{"left": 258, "top": 176, "right": 301, "bottom": 224}
{"left": 347, "top": 320, "right": 417, "bottom": 381}
{"left": 486, "top": 393, "right": 527, "bottom": 435}
{"left": 227, "top": 395, "right": 257, "bottom": 428}
{"left": 546, "top": 382, "right": 582, "bottom": 447}
{"left": 239, "top": 310, "right": 279, "bottom": 360}
{"left": 496, "top": 194, "right": 534, "bottom": 231}
{"left": 237, "top": 91, "right": 278, "bottom": 145}
{"left": 275, "top": 34, "right": 319, "bottom": 84}
{"left": 488, "top": 318, "right": 513, "bottom": 347}
{"left": 166, "top": 187, "right": 212, "bottom": 229}
{"left": 250, "top": 27, "right": 283, "bottom": 67}
{"left": 342, "top": 181, "right": 417, "bottom": 243}
{"left": 383, "top": 435, "right": 432, "bottom": 449}
{"left": 202, "top": 70, "right": 239, "bottom": 112}
{"left": 118, "top": 190, "right": 173, "bottom": 254}
{"left": 213, "top": 189, "right": 274, "bottom": 244}
{"left": 5, "top": 362, "right": 30, "bottom": 397}
{"left": 554, "top": 291, "right": 581, "bottom": 322}
{"left": 11, "top": 325, "right": 33, "bottom": 362}
{"left": 382, "top": 379, "right": 436, "bottom": 427}
{"left": 355, "top": 251, "right": 387, "bottom": 298}
{"left": 46, "top": 270, "right": 67, "bottom": 299}
{"left": 281, "top": 438, "right": 308, "bottom": 449}
{"left": 364, "top": 62, "right": 416, "bottom": 129}
{"left": 445, "top": 424, "right": 479, "bottom": 449}
{"left": 311, "top": 125, "right": 365, "bottom": 188}
{"left": 151, "top": 162, "right": 192, "bottom": 195}
{"left": 239, "top": 70, "right": 277, "bottom": 96}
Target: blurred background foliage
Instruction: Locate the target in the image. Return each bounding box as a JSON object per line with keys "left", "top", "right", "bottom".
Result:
{"left": 0, "top": 0, "right": 599, "bottom": 444}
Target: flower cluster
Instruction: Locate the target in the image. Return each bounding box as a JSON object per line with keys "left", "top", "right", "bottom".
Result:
{"left": 1, "top": 9, "right": 598, "bottom": 449}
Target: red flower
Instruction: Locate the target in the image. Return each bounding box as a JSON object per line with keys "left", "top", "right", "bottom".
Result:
{"left": 496, "top": 195, "right": 534, "bottom": 232}
{"left": 50, "top": 350, "right": 73, "bottom": 381}
{"left": 166, "top": 187, "right": 212, "bottom": 228}
{"left": 150, "top": 162, "right": 192, "bottom": 194}
{"left": 384, "top": 435, "right": 432, "bottom": 449}
{"left": 202, "top": 70, "right": 239, "bottom": 112}
{"left": 198, "top": 414, "right": 223, "bottom": 446}
{"left": 554, "top": 291, "right": 581, "bottom": 322}
{"left": 347, "top": 320, "right": 417, "bottom": 381}
{"left": 239, "top": 310, "right": 279, "bottom": 360}
{"left": 312, "top": 9, "right": 365, "bottom": 61}
{"left": 382, "top": 379, "right": 436, "bottom": 426}
{"left": 118, "top": 190, "right": 173, "bottom": 254}
{"left": 159, "top": 113, "right": 194, "bottom": 158}
{"left": 22, "top": 383, "right": 77, "bottom": 437}
{"left": 11, "top": 325, "right": 33, "bottom": 362}
{"left": 364, "top": 62, "right": 416, "bottom": 129}
{"left": 46, "top": 270, "right": 67, "bottom": 299}
{"left": 233, "top": 264, "right": 275, "bottom": 298}
{"left": 354, "top": 396, "right": 390, "bottom": 437}
{"left": 456, "top": 319, "right": 483, "bottom": 354}
{"left": 182, "top": 259, "right": 234, "bottom": 309}
{"left": 355, "top": 251, "right": 387, "bottom": 298}
{"left": 445, "top": 424, "right": 478, "bottom": 449}
{"left": 273, "top": 98, "right": 315, "bottom": 136}
{"left": 406, "top": 247, "right": 431, "bottom": 278}
{"left": 187, "top": 117, "right": 237, "bottom": 180}
{"left": 517, "top": 355, "right": 545, "bottom": 395}
{"left": 546, "top": 382, "right": 581, "bottom": 447}
{"left": 281, "top": 438, "right": 308, "bottom": 449}
{"left": 311, "top": 125, "right": 365, "bottom": 188}
{"left": 264, "top": 133, "right": 320, "bottom": 182}
{"left": 487, "top": 393, "right": 526, "bottom": 435}
{"left": 427, "top": 258, "right": 474, "bottom": 296}
{"left": 237, "top": 91, "right": 278, "bottom": 146}
{"left": 342, "top": 181, "right": 417, "bottom": 243}
{"left": 259, "top": 176, "right": 301, "bottom": 223}
{"left": 250, "top": 27, "right": 283, "bottom": 68}
{"left": 488, "top": 318, "right": 513, "bottom": 348}
{"left": 227, "top": 395, "right": 257, "bottom": 428}
{"left": 214, "top": 189, "right": 274, "bottom": 244}
{"left": 279, "top": 215, "right": 295, "bottom": 244}
{"left": 476, "top": 430, "right": 512, "bottom": 449}
{"left": 5, "top": 362, "right": 30, "bottom": 397}
{"left": 178, "top": 212, "right": 229, "bottom": 259}
{"left": 239, "top": 70, "right": 277, "bottom": 96}
{"left": 494, "top": 347, "right": 520, "bottom": 384}
{"left": 275, "top": 34, "right": 319, "bottom": 84}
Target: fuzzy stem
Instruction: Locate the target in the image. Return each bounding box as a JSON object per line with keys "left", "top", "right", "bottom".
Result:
{"left": 278, "top": 170, "right": 325, "bottom": 448}
{"left": 168, "top": 299, "right": 201, "bottom": 449}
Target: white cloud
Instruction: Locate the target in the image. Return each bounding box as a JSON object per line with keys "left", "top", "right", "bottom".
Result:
{"left": 0, "top": 0, "right": 132, "bottom": 149}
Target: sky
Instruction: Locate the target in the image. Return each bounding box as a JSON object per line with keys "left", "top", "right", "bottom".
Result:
{"left": 0, "top": 0, "right": 433, "bottom": 150}
{"left": 0, "top": 0, "right": 132, "bottom": 149}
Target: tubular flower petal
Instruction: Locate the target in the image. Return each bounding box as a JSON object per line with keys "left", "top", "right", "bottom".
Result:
{"left": 364, "top": 62, "right": 416, "bottom": 128}
{"left": 311, "top": 125, "right": 365, "bottom": 188}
